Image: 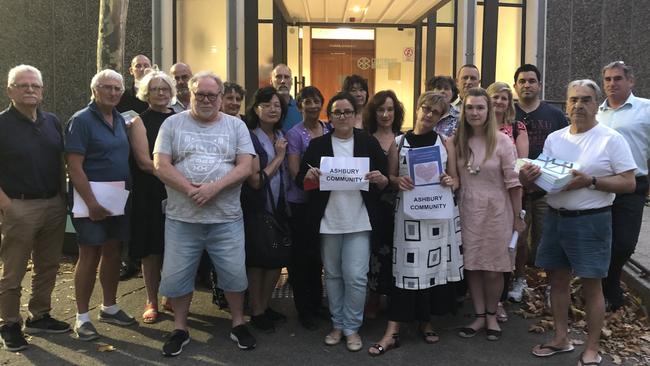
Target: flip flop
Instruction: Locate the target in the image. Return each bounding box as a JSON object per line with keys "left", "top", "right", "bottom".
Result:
{"left": 532, "top": 343, "right": 575, "bottom": 357}
{"left": 578, "top": 352, "right": 602, "bottom": 365}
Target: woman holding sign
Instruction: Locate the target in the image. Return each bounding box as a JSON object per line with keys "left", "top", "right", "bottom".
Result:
{"left": 368, "top": 92, "right": 463, "bottom": 356}
{"left": 297, "top": 92, "right": 388, "bottom": 352}
{"left": 454, "top": 88, "right": 524, "bottom": 341}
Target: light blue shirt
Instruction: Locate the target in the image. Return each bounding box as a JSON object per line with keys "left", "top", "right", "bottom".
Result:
{"left": 597, "top": 93, "right": 650, "bottom": 176}
{"left": 281, "top": 98, "right": 303, "bottom": 133}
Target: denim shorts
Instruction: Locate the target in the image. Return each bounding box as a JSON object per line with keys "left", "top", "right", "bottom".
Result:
{"left": 72, "top": 214, "right": 130, "bottom": 246}
{"left": 159, "top": 217, "right": 248, "bottom": 297}
{"left": 535, "top": 209, "right": 612, "bottom": 279}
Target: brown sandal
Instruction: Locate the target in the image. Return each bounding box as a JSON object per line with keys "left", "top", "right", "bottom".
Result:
{"left": 142, "top": 303, "right": 159, "bottom": 324}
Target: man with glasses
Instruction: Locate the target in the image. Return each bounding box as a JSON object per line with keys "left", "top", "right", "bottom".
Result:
{"left": 508, "top": 64, "right": 568, "bottom": 304}
{"left": 0, "top": 65, "right": 69, "bottom": 351}
{"left": 153, "top": 71, "right": 256, "bottom": 356}
{"left": 271, "top": 64, "right": 302, "bottom": 132}
{"left": 597, "top": 61, "right": 650, "bottom": 312}
{"left": 117, "top": 54, "right": 151, "bottom": 114}
{"left": 170, "top": 62, "right": 193, "bottom": 113}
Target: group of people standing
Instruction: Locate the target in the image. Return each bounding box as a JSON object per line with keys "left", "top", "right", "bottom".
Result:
{"left": 0, "top": 56, "right": 648, "bottom": 366}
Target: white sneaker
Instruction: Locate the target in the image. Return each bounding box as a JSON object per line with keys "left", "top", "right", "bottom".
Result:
{"left": 507, "top": 277, "right": 527, "bottom": 302}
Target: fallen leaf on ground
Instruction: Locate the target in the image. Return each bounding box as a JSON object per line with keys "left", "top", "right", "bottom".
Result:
{"left": 97, "top": 343, "right": 115, "bottom": 352}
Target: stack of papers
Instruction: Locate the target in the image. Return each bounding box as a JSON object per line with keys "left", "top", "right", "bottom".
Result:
{"left": 72, "top": 181, "right": 130, "bottom": 218}
{"left": 516, "top": 154, "right": 580, "bottom": 193}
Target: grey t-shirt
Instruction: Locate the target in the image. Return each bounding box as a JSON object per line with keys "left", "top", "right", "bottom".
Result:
{"left": 153, "top": 111, "right": 255, "bottom": 223}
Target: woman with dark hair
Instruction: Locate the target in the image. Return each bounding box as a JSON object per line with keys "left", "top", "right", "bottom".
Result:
{"left": 368, "top": 92, "right": 463, "bottom": 356}
{"left": 361, "top": 90, "right": 404, "bottom": 318}
{"left": 342, "top": 74, "right": 370, "bottom": 129}
{"left": 242, "top": 86, "right": 290, "bottom": 333}
{"left": 221, "top": 82, "right": 246, "bottom": 121}
{"left": 454, "top": 88, "right": 524, "bottom": 341}
{"left": 426, "top": 76, "right": 459, "bottom": 138}
{"left": 297, "top": 92, "right": 388, "bottom": 351}
{"left": 285, "top": 86, "right": 332, "bottom": 330}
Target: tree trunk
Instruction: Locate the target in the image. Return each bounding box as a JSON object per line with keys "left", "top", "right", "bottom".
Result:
{"left": 96, "top": 0, "right": 129, "bottom": 72}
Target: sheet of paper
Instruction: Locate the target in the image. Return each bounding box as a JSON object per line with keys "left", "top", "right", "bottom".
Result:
{"left": 319, "top": 157, "right": 370, "bottom": 191}
{"left": 406, "top": 145, "right": 443, "bottom": 186}
{"left": 402, "top": 185, "right": 454, "bottom": 219}
{"left": 72, "top": 181, "right": 130, "bottom": 218}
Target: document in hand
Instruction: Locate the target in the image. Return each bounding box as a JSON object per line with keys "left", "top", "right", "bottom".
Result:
{"left": 72, "top": 181, "right": 130, "bottom": 218}
{"left": 515, "top": 154, "right": 581, "bottom": 193}
{"left": 319, "top": 156, "right": 370, "bottom": 191}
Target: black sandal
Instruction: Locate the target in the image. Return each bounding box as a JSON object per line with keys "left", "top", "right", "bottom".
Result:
{"left": 458, "top": 313, "right": 485, "bottom": 338}
{"left": 368, "top": 333, "right": 400, "bottom": 357}
{"left": 485, "top": 311, "right": 502, "bottom": 341}
{"left": 419, "top": 323, "right": 440, "bottom": 344}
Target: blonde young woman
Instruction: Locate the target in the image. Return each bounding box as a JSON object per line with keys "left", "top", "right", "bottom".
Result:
{"left": 454, "top": 88, "right": 524, "bottom": 341}
{"left": 486, "top": 82, "right": 529, "bottom": 323}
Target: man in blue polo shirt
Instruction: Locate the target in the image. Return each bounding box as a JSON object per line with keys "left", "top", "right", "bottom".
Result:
{"left": 272, "top": 64, "right": 302, "bottom": 132}
{"left": 597, "top": 61, "right": 650, "bottom": 311}
{"left": 0, "top": 65, "right": 70, "bottom": 351}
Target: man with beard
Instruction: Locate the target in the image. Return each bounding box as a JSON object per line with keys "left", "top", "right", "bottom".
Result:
{"left": 117, "top": 54, "right": 151, "bottom": 114}
{"left": 508, "top": 64, "right": 568, "bottom": 304}
{"left": 170, "top": 62, "right": 193, "bottom": 113}
{"left": 271, "top": 64, "right": 302, "bottom": 132}
{"left": 451, "top": 64, "right": 481, "bottom": 113}
{"left": 597, "top": 61, "right": 650, "bottom": 312}
{"left": 153, "top": 71, "right": 256, "bottom": 356}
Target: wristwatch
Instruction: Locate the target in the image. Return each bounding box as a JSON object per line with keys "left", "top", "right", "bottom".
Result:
{"left": 588, "top": 176, "right": 597, "bottom": 190}
{"left": 519, "top": 210, "right": 526, "bottom": 220}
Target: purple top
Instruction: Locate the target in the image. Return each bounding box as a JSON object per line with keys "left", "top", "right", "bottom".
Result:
{"left": 285, "top": 120, "right": 332, "bottom": 203}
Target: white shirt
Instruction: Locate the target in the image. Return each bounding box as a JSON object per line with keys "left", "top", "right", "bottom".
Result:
{"left": 319, "top": 135, "right": 372, "bottom": 234}
{"left": 544, "top": 123, "right": 636, "bottom": 210}
{"left": 597, "top": 93, "right": 650, "bottom": 176}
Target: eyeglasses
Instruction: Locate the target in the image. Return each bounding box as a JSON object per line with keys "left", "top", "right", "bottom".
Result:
{"left": 331, "top": 110, "right": 355, "bottom": 119}
{"left": 194, "top": 92, "right": 221, "bottom": 102}
{"left": 420, "top": 105, "right": 439, "bottom": 115}
{"left": 11, "top": 83, "right": 43, "bottom": 91}
{"left": 97, "top": 84, "right": 124, "bottom": 93}
{"left": 258, "top": 103, "right": 281, "bottom": 110}
{"left": 150, "top": 86, "right": 171, "bottom": 94}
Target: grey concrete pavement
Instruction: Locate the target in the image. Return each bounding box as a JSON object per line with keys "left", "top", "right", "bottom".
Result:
{"left": 1, "top": 267, "right": 621, "bottom": 366}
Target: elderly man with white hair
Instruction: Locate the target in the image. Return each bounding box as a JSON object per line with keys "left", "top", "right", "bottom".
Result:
{"left": 520, "top": 79, "right": 636, "bottom": 365}
{"left": 65, "top": 69, "right": 137, "bottom": 342}
{"left": 0, "top": 65, "right": 69, "bottom": 351}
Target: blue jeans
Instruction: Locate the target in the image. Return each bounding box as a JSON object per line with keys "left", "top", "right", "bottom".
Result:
{"left": 320, "top": 231, "right": 370, "bottom": 336}
{"left": 159, "top": 218, "right": 248, "bottom": 298}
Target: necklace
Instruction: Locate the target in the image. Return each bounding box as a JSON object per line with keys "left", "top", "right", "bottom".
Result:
{"left": 466, "top": 152, "right": 481, "bottom": 175}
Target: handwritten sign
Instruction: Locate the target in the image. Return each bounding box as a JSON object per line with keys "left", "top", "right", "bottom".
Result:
{"left": 319, "top": 156, "right": 370, "bottom": 191}
{"left": 403, "top": 185, "right": 454, "bottom": 219}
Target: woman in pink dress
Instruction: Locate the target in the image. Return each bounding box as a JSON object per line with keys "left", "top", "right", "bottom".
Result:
{"left": 454, "top": 87, "right": 524, "bottom": 341}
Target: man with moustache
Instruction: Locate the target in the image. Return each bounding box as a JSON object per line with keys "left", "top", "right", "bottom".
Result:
{"left": 0, "top": 65, "right": 69, "bottom": 351}
{"left": 170, "top": 62, "right": 193, "bottom": 113}
{"left": 508, "top": 64, "right": 568, "bottom": 304}
{"left": 271, "top": 64, "right": 302, "bottom": 132}
{"left": 153, "top": 71, "right": 256, "bottom": 356}
{"left": 451, "top": 64, "right": 481, "bottom": 113}
{"left": 117, "top": 54, "right": 151, "bottom": 114}
{"left": 522, "top": 79, "right": 635, "bottom": 365}
{"left": 597, "top": 61, "right": 650, "bottom": 312}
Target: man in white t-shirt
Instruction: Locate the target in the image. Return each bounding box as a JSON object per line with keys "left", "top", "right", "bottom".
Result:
{"left": 153, "top": 71, "right": 256, "bottom": 356}
{"left": 519, "top": 80, "right": 636, "bottom": 365}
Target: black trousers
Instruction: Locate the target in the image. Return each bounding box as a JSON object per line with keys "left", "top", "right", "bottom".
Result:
{"left": 288, "top": 202, "right": 323, "bottom": 317}
{"left": 602, "top": 176, "right": 648, "bottom": 310}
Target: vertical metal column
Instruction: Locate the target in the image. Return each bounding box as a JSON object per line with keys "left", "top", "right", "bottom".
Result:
{"left": 244, "top": 0, "right": 259, "bottom": 101}
{"left": 414, "top": 26, "right": 423, "bottom": 120}
{"left": 426, "top": 14, "right": 437, "bottom": 81}
{"left": 227, "top": 0, "right": 238, "bottom": 82}
{"left": 273, "top": 2, "right": 287, "bottom": 66}
{"left": 480, "top": 0, "right": 498, "bottom": 87}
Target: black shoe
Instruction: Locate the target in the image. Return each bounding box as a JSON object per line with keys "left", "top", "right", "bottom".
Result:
{"left": 250, "top": 314, "right": 275, "bottom": 333}
{"left": 23, "top": 314, "right": 71, "bottom": 334}
{"left": 0, "top": 323, "right": 28, "bottom": 352}
{"left": 264, "top": 308, "right": 287, "bottom": 323}
{"left": 230, "top": 324, "right": 256, "bottom": 350}
{"left": 119, "top": 261, "right": 138, "bottom": 281}
{"left": 162, "top": 329, "right": 190, "bottom": 357}
{"left": 298, "top": 314, "right": 318, "bottom": 331}
{"left": 313, "top": 306, "right": 331, "bottom": 320}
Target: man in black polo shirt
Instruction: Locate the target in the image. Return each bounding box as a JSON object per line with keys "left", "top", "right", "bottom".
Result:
{"left": 116, "top": 54, "right": 150, "bottom": 114}
{"left": 508, "top": 64, "right": 568, "bottom": 303}
{"left": 0, "top": 65, "right": 70, "bottom": 351}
